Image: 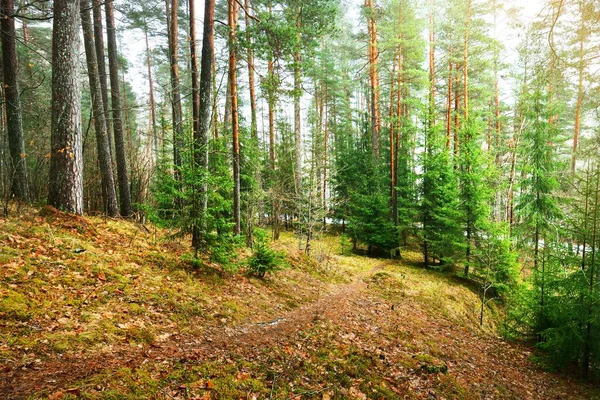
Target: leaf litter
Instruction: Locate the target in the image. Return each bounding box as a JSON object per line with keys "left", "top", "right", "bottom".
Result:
{"left": 0, "top": 208, "right": 598, "bottom": 399}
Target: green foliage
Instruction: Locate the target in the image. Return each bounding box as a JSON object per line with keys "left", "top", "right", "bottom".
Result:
{"left": 458, "top": 119, "right": 492, "bottom": 275}
{"left": 339, "top": 234, "right": 353, "bottom": 256}
{"left": 335, "top": 120, "right": 398, "bottom": 254}
{"left": 208, "top": 233, "right": 244, "bottom": 272}
{"left": 247, "top": 229, "right": 286, "bottom": 278}
{"left": 420, "top": 125, "right": 463, "bottom": 267}
{"left": 473, "top": 223, "right": 520, "bottom": 297}
{"left": 396, "top": 122, "right": 419, "bottom": 243}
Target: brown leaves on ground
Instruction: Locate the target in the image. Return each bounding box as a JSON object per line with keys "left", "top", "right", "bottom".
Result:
{"left": 0, "top": 210, "right": 598, "bottom": 399}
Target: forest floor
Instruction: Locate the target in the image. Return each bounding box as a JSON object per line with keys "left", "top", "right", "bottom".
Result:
{"left": 0, "top": 207, "right": 598, "bottom": 399}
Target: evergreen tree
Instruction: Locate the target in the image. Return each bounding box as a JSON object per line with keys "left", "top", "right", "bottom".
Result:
{"left": 515, "top": 72, "right": 562, "bottom": 335}
{"left": 421, "top": 125, "right": 462, "bottom": 267}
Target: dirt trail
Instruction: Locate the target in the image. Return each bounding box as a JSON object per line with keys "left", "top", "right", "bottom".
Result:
{"left": 1, "top": 259, "right": 598, "bottom": 399}
{"left": 0, "top": 263, "right": 387, "bottom": 398}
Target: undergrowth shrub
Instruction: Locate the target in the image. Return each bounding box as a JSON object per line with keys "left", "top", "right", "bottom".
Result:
{"left": 247, "top": 229, "right": 286, "bottom": 278}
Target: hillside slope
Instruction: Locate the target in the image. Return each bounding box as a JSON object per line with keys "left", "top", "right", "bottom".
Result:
{"left": 0, "top": 209, "right": 597, "bottom": 399}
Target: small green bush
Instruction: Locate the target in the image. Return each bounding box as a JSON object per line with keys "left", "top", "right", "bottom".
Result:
{"left": 247, "top": 229, "right": 286, "bottom": 278}
{"left": 207, "top": 233, "right": 243, "bottom": 272}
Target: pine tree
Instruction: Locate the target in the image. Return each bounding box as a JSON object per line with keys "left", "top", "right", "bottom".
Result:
{"left": 1, "top": 0, "right": 28, "bottom": 201}
{"left": 106, "top": 0, "right": 133, "bottom": 216}
{"left": 48, "top": 0, "right": 83, "bottom": 214}
{"left": 459, "top": 119, "right": 489, "bottom": 276}
{"left": 81, "top": 0, "right": 119, "bottom": 217}
{"left": 515, "top": 71, "right": 562, "bottom": 335}
{"left": 421, "top": 125, "right": 462, "bottom": 267}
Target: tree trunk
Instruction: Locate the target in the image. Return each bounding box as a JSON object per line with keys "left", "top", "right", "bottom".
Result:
{"left": 266, "top": 3, "right": 278, "bottom": 239}
{"left": 229, "top": 0, "right": 241, "bottom": 235}
{"left": 322, "top": 83, "right": 329, "bottom": 224}
{"left": 192, "top": 0, "right": 214, "bottom": 249}
{"left": 493, "top": 0, "right": 500, "bottom": 162}
{"left": 245, "top": 0, "right": 257, "bottom": 140}
{"left": 49, "top": 0, "right": 83, "bottom": 215}
{"left": 105, "top": 0, "right": 133, "bottom": 216}
{"left": 245, "top": 0, "right": 262, "bottom": 225}
{"left": 92, "top": 0, "right": 112, "bottom": 159}
{"left": 463, "top": 0, "right": 471, "bottom": 121}
{"left": 446, "top": 48, "right": 452, "bottom": 149}
{"left": 144, "top": 27, "right": 158, "bottom": 163}
{"left": 583, "top": 166, "right": 599, "bottom": 374}
{"left": 389, "top": 52, "right": 397, "bottom": 217}
{"left": 572, "top": 5, "right": 584, "bottom": 176}
{"left": 453, "top": 67, "right": 459, "bottom": 160}
{"left": 394, "top": 49, "right": 402, "bottom": 227}
{"left": 366, "top": 0, "right": 380, "bottom": 157}
{"left": 294, "top": 16, "right": 302, "bottom": 194}
{"left": 190, "top": 0, "right": 200, "bottom": 248}
{"left": 167, "top": 0, "right": 184, "bottom": 199}
{"left": 1, "top": 0, "right": 28, "bottom": 201}
{"left": 268, "top": 51, "right": 275, "bottom": 170}
{"left": 428, "top": 0, "right": 435, "bottom": 127}
{"left": 189, "top": 0, "right": 200, "bottom": 151}
{"left": 81, "top": 0, "right": 118, "bottom": 217}
{"left": 211, "top": 42, "right": 219, "bottom": 140}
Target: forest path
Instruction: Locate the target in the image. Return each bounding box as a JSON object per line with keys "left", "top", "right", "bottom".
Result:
{"left": 1, "top": 250, "right": 598, "bottom": 399}
{"left": 0, "top": 258, "right": 387, "bottom": 398}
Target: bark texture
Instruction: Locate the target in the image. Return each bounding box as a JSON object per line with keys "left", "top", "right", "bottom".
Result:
{"left": 168, "top": 0, "right": 184, "bottom": 194}
{"left": 48, "top": 0, "right": 83, "bottom": 215}
{"left": 105, "top": 0, "right": 133, "bottom": 216}
{"left": 229, "top": 0, "right": 241, "bottom": 235}
{"left": 192, "top": 0, "right": 214, "bottom": 249}
{"left": 81, "top": 0, "right": 118, "bottom": 217}
{"left": 1, "top": 0, "right": 29, "bottom": 201}
{"left": 92, "top": 0, "right": 112, "bottom": 157}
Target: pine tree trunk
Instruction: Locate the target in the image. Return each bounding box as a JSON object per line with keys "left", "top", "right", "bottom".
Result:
{"left": 267, "top": 8, "right": 279, "bottom": 239}
{"left": 268, "top": 53, "right": 275, "bottom": 170}
{"left": 168, "top": 0, "right": 184, "bottom": 197}
{"left": 21, "top": 18, "right": 28, "bottom": 44}
{"left": 572, "top": 6, "right": 584, "bottom": 176}
{"left": 189, "top": 0, "right": 200, "bottom": 148}
{"left": 211, "top": 43, "right": 219, "bottom": 140}
{"left": 145, "top": 27, "right": 158, "bottom": 163}
{"left": 389, "top": 53, "right": 397, "bottom": 217}
{"left": 1, "top": 0, "right": 28, "bottom": 201}
{"left": 428, "top": 0, "right": 435, "bottom": 127}
{"left": 245, "top": 0, "right": 262, "bottom": 224}
{"left": 323, "top": 84, "right": 329, "bottom": 224}
{"left": 49, "top": 0, "right": 83, "bottom": 215}
{"left": 229, "top": 0, "right": 241, "bottom": 235}
{"left": 446, "top": 48, "right": 453, "bottom": 148}
{"left": 583, "top": 167, "right": 599, "bottom": 374}
{"left": 190, "top": 0, "right": 200, "bottom": 248}
{"left": 92, "top": 0, "right": 113, "bottom": 159}
{"left": 453, "top": 67, "right": 459, "bottom": 160}
{"left": 81, "top": 0, "right": 118, "bottom": 217}
{"left": 493, "top": 0, "right": 500, "bottom": 162}
{"left": 294, "top": 18, "right": 302, "bottom": 195}
{"left": 366, "top": 0, "right": 380, "bottom": 157}
{"left": 394, "top": 50, "right": 402, "bottom": 227}
{"left": 192, "top": 0, "right": 214, "bottom": 249}
{"left": 105, "top": 0, "right": 133, "bottom": 216}
{"left": 463, "top": 0, "right": 471, "bottom": 121}
{"left": 245, "top": 0, "right": 257, "bottom": 140}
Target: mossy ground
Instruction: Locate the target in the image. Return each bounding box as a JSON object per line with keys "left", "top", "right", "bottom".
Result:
{"left": 1, "top": 209, "right": 598, "bottom": 399}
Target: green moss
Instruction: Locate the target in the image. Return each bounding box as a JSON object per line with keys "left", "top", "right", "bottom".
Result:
{"left": 0, "top": 290, "right": 32, "bottom": 321}
{"left": 128, "top": 303, "right": 145, "bottom": 316}
{"left": 126, "top": 326, "right": 155, "bottom": 344}
{"left": 435, "top": 375, "right": 476, "bottom": 400}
